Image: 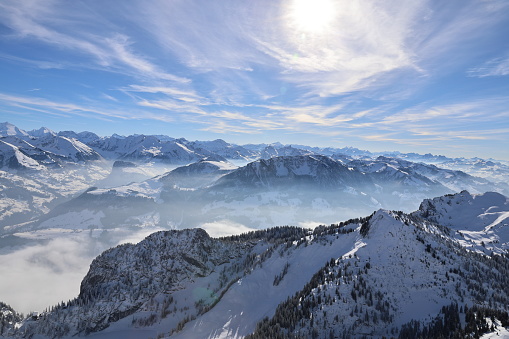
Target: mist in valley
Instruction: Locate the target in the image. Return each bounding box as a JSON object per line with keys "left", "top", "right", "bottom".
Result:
{"left": 1, "top": 153, "right": 508, "bottom": 315}
{"left": 0, "top": 227, "right": 165, "bottom": 314}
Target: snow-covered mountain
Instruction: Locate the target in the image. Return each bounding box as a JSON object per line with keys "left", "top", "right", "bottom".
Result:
{"left": 16, "top": 154, "right": 507, "bottom": 238}
{"left": 57, "top": 130, "right": 101, "bottom": 144}
{"left": 259, "top": 145, "right": 314, "bottom": 159}
{"left": 2, "top": 122, "right": 509, "bottom": 338}
{"left": 0, "top": 136, "right": 63, "bottom": 169}
{"left": 415, "top": 190, "right": 509, "bottom": 254}
{"left": 187, "top": 139, "right": 257, "bottom": 161}
{"left": 0, "top": 139, "right": 43, "bottom": 171}
{"left": 0, "top": 122, "right": 29, "bottom": 138}
{"left": 87, "top": 135, "right": 209, "bottom": 164}
{"left": 0, "top": 301, "right": 22, "bottom": 337}
{"left": 438, "top": 158, "right": 509, "bottom": 184}
{"left": 7, "top": 191, "right": 509, "bottom": 338}
{"left": 202, "top": 155, "right": 452, "bottom": 224}
{"left": 27, "top": 127, "right": 57, "bottom": 138}
{"left": 0, "top": 129, "right": 102, "bottom": 170}
{"left": 349, "top": 156, "right": 508, "bottom": 196}
{"left": 3, "top": 122, "right": 508, "bottom": 184}
{"left": 214, "top": 155, "right": 363, "bottom": 188}
{"left": 159, "top": 157, "right": 237, "bottom": 189}
{"left": 29, "top": 134, "right": 101, "bottom": 163}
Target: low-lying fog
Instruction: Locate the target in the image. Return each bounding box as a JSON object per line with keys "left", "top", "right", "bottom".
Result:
{"left": 0, "top": 219, "right": 262, "bottom": 314}
{"left": 0, "top": 159, "right": 471, "bottom": 314}
{"left": 0, "top": 228, "right": 162, "bottom": 314}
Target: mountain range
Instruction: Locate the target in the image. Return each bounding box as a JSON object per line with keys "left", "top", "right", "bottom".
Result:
{"left": 2, "top": 122, "right": 509, "bottom": 338}
{"left": 2, "top": 121, "right": 509, "bottom": 179}
{"left": 1, "top": 121, "right": 509, "bottom": 247}
{"left": 1, "top": 191, "right": 509, "bottom": 338}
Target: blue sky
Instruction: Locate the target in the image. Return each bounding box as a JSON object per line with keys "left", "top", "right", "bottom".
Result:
{"left": 0, "top": 0, "right": 508, "bottom": 159}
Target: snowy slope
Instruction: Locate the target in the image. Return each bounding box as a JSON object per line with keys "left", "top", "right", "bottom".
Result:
{"left": 0, "top": 122, "right": 29, "bottom": 138}
{"left": 87, "top": 135, "right": 208, "bottom": 164}
{"left": 11, "top": 193, "right": 509, "bottom": 339}
{"left": 0, "top": 140, "right": 43, "bottom": 171}
{"left": 415, "top": 191, "right": 509, "bottom": 254}
{"left": 0, "top": 136, "right": 64, "bottom": 168}
{"left": 259, "top": 145, "right": 314, "bottom": 159}
{"left": 159, "top": 158, "right": 237, "bottom": 189}
{"left": 0, "top": 163, "right": 110, "bottom": 233}
{"left": 28, "top": 134, "right": 101, "bottom": 163}
{"left": 247, "top": 209, "right": 509, "bottom": 338}
{"left": 27, "top": 127, "right": 57, "bottom": 138}
{"left": 187, "top": 139, "right": 257, "bottom": 161}
{"left": 58, "top": 130, "right": 101, "bottom": 144}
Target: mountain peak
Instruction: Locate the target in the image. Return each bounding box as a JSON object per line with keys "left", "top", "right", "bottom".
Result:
{"left": 28, "top": 126, "right": 56, "bottom": 138}
{"left": 0, "top": 122, "right": 29, "bottom": 137}
{"left": 415, "top": 191, "right": 509, "bottom": 231}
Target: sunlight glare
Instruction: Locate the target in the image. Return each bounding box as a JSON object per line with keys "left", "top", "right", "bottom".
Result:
{"left": 290, "top": 0, "right": 337, "bottom": 33}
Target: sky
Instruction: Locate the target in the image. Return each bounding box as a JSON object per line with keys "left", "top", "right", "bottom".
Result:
{"left": 0, "top": 0, "right": 508, "bottom": 160}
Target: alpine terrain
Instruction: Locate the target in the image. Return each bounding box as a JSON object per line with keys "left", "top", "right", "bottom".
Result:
{"left": 1, "top": 123, "right": 509, "bottom": 338}
{"left": 0, "top": 191, "right": 507, "bottom": 338}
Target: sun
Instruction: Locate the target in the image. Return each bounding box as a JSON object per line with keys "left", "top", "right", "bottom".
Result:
{"left": 290, "top": 0, "right": 337, "bottom": 33}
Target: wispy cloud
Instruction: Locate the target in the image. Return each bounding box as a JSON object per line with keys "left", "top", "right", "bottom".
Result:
{"left": 0, "top": 93, "right": 174, "bottom": 122}
{"left": 122, "top": 85, "right": 204, "bottom": 104}
{"left": 0, "top": 0, "right": 188, "bottom": 83}
{"left": 198, "top": 120, "right": 264, "bottom": 135}
{"left": 131, "top": 0, "right": 423, "bottom": 97}
{"left": 381, "top": 99, "right": 509, "bottom": 126}
{"left": 1, "top": 0, "right": 508, "bottom": 158}
{"left": 468, "top": 56, "right": 509, "bottom": 78}
{"left": 101, "top": 93, "right": 119, "bottom": 102}
{"left": 0, "top": 53, "right": 65, "bottom": 70}
{"left": 252, "top": 0, "right": 424, "bottom": 97}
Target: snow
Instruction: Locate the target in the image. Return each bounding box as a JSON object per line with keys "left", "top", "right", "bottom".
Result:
{"left": 0, "top": 122, "right": 29, "bottom": 137}
{"left": 28, "top": 127, "right": 56, "bottom": 138}
{"left": 205, "top": 161, "right": 237, "bottom": 171}
{"left": 88, "top": 178, "right": 164, "bottom": 203}
{"left": 417, "top": 191, "right": 509, "bottom": 253}
{"left": 481, "top": 320, "right": 509, "bottom": 339}
{"left": 5, "top": 190, "right": 509, "bottom": 339}
{"left": 173, "top": 232, "right": 360, "bottom": 339}
{"left": 0, "top": 140, "right": 44, "bottom": 170}
{"left": 38, "top": 210, "right": 105, "bottom": 230}
{"left": 2, "top": 122, "right": 509, "bottom": 338}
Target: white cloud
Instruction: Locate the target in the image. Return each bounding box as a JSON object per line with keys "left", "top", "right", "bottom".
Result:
{"left": 0, "top": 93, "right": 174, "bottom": 122}
{"left": 468, "top": 56, "right": 509, "bottom": 78}
{"left": 131, "top": 0, "right": 423, "bottom": 97}
{"left": 0, "top": 0, "right": 188, "bottom": 83}
{"left": 199, "top": 220, "right": 256, "bottom": 238}
{"left": 1, "top": 0, "right": 508, "bottom": 159}
{"left": 0, "top": 228, "right": 162, "bottom": 314}
{"left": 0, "top": 237, "right": 93, "bottom": 314}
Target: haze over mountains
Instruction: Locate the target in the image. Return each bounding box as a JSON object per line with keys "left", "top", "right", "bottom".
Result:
{"left": 1, "top": 122, "right": 509, "bottom": 338}
{"left": 1, "top": 120, "right": 508, "bottom": 225}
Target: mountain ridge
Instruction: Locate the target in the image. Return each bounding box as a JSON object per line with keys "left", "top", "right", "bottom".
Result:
{"left": 5, "top": 191, "right": 509, "bottom": 338}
